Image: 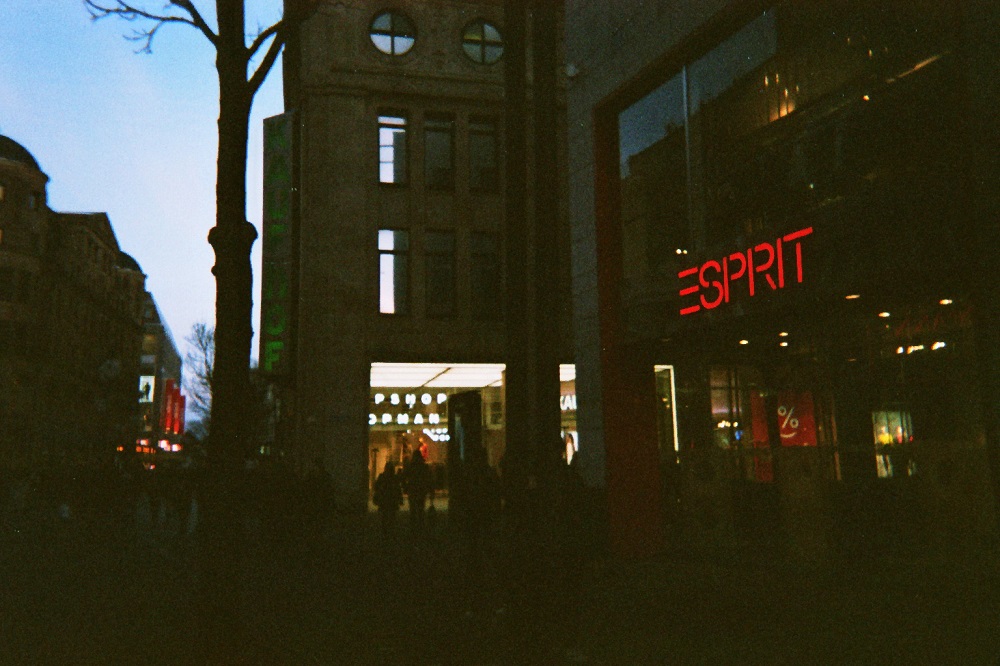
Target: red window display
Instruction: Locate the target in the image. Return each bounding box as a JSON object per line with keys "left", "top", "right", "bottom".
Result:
{"left": 775, "top": 390, "right": 818, "bottom": 447}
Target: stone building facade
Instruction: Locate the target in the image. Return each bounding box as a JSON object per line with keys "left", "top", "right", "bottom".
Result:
{"left": 0, "top": 136, "right": 147, "bottom": 469}
{"left": 263, "top": 0, "right": 572, "bottom": 510}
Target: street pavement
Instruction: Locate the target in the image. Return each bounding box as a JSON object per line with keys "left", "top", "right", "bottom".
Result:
{"left": 3, "top": 494, "right": 1000, "bottom": 664}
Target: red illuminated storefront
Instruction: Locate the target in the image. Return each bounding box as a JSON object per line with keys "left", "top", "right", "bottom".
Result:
{"left": 589, "top": 0, "right": 999, "bottom": 557}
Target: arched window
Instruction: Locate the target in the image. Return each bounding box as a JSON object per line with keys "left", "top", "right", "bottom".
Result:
{"left": 370, "top": 10, "right": 416, "bottom": 56}
{"left": 462, "top": 20, "right": 503, "bottom": 64}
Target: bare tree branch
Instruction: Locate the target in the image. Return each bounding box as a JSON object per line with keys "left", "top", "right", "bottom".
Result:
{"left": 84, "top": 0, "right": 218, "bottom": 51}
{"left": 247, "top": 19, "right": 283, "bottom": 61}
{"left": 168, "top": 0, "right": 218, "bottom": 44}
{"left": 185, "top": 322, "right": 215, "bottom": 423}
{"left": 247, "top": 24, "right": 286, "bottom": 98}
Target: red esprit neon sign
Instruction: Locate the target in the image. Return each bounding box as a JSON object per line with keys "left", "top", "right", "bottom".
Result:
{"left": 678, "top": 227, "right": 813, "bottom": 316}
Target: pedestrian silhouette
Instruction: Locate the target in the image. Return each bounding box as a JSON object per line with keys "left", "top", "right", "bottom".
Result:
{"left": 303, "top": 458, "right": 335, "bottom": 528}
{"left": 373, "top": 460, "right": 403, "bottom": 539}
{"left": 403, "top": 450, "right": 433, "bottom": 535}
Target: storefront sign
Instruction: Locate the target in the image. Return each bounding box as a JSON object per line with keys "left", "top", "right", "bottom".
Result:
{"left": 368, "top": 391, "right": 448, "bottom": 428}
{"left": 776, "top": 390, "right": 817, "bottom": 447}
{"left": 261, "top": 112, "right": 296, "bottom": 376}
{"left": 678, "top": 227, "right": 813, "bottom": 315}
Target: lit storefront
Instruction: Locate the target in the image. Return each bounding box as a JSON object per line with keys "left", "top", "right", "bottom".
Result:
{"left": 587, "top": 0, "right": 997, "bottom": 556}
{"left": 367, "top": 363, "right": 578, "bottom": 496}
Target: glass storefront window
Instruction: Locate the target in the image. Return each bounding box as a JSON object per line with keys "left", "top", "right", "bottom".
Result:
{"left": 614, "top": 0, "right": 972, "bottom": 489}
{"left": 872, "top": 409, "right": 914, "bottom": 478}
{"left": 653, "top": 365, "right": 679, "bottom": 462}
{"left": 617, "top": 0, "right": 962, "bottom": 319}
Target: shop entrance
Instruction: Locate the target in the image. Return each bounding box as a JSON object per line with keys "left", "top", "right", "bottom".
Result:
{"left": 367, "top": 363, "right": 578, "bottom": 508}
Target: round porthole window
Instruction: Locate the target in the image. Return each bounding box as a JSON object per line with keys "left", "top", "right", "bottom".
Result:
{"left": 462, "top": 20, "right": 503, "bottom": 64}
{"left": 370, "top": 10, "right": 416, "bottom": 56}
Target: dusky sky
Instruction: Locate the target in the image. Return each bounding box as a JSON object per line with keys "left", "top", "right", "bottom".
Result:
{"left": 0, "top": 1, "right": 285, "bottom": 380}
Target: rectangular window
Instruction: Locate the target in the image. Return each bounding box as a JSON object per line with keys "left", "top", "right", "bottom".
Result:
{"left": 378, "top": 229, "right": 410, "bottom": 315}
{"left": 425, "top": 230, "right": 456, "bottom": 317}
{"left": 470, "top": 232, "right": 501, "bottom": 320}
{"left": 424, "top": 115, "right": 455, "bottom": 190}
{"left": 873, "top": 409, "right": 914, "bottom": 478}
{"left": 469, "top": 118, "right": 498, "bottom": 192}
{"left": 378, "top": 114, "right": 408, "bottom": 184}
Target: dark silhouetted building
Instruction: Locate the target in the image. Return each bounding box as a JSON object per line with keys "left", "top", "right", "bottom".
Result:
{"left": 566, "top": 0, "right": 1000, "bottom": 558}
{"left": 0, "top": 135, "right": 149, "bottom": 469}
{"left": 136, "top": 292, "right": 185, "bottom": 456}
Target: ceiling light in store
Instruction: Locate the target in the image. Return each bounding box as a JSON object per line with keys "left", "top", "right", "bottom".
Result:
{"left": 878, "top": 312, "right": 891, "bottom": 318}
{"left": 370, "top": 362, "right": 504, "bottom": 388}
{"left": 370, "top": 362, "right": 575, "bottom": 388}
{"left": 778, "top": 331, "right": 789, "bottom": 337}
{"left": 739, "top": 339, "right": 749, "bottom": 345}
{"left": 779, "top": 342, "right": 789, "bottom": 347}
{"left": 896, "top": 347, "right": 905, "bottom": 354}
{"left": 845, "top": 294, "right": 861, "bottom": 300}
{"left": 932, "top": 341, "right": 946, "bottom": 350}
{"left": 939, "top": 299, "right": 953, "bottom": 305}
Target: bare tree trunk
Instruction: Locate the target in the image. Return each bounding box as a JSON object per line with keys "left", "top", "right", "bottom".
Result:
{"left": 209, "top": 0, "right": 255, "bottom": 472}
{"left": 197, "top": 2, "right": 255, "bottom": 659}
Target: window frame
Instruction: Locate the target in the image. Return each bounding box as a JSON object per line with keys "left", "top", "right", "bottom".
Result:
{"left": 424, "top": 114, "right": 456, "bottom": 191}
{"left": 462, "top": 19, "right": 504, "bottom": 65}
{"left": 369, "top": 10, "right": 417, "bottom": 56}
{"left": 377, "top": 228, "right": 411, "bottom": 316}
{"left": 378, "top": 112, "right": 409, "bottom": 186}
{"left": 468, "top": 117, "right": 500, "bottom": 193}
{"left": 424, "top": 229, "right": 457, "bottom": 318}
{"left": 469, "top": 231, "right": 502, "bottom": 321}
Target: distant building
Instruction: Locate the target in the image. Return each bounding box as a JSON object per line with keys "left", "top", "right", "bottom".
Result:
{"left": 260, "top": 0, "right": 573, "bottom": 509}
{"left": 136, "top": 292, "right": 185, "bottom": 455}
{"left": 0, "top": 135, "right": 150, "bottom": 469}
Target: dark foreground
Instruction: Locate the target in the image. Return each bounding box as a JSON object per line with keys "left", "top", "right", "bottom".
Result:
{"left": 3, "top": 491, "right": 1000, "bottom": 664}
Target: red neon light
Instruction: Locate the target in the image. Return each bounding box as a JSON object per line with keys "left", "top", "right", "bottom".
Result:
{"left": 679, "top": 227, "right": 813, "bottom": 315}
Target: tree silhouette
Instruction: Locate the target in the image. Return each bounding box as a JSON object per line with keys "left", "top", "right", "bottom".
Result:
{"left": 185, "top": 320, "right": 272, "bottom": 448}
{"left": 84, "top": 0, "right": 314, "bottom": 473}
{"left": 184, "top": 321, "right": 215, "bottom": 434}
{"left": 84, "top": 1, "right": 316, "bottom": 655}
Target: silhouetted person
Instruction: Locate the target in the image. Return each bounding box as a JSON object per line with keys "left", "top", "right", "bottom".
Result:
{"left": 403, "top": 450, "right": 433, "bottom": 534}
{"left": 373, "top": 461, "right": 403, "bottom": 539}
{"left": 303, "top": 458, "right": 335, "bottom": 529}
{"left": 550, "top": 456, "right": 589, "bottom": 660}
{"left": 462, "top": 452, "right": 500, "bottom": 570}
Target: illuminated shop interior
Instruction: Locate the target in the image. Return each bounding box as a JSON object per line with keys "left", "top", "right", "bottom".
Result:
{"left": 367, "top": 363, "right": 578, "bottom": 493}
